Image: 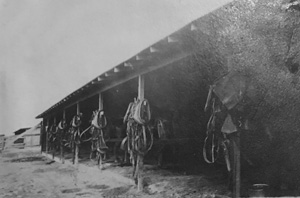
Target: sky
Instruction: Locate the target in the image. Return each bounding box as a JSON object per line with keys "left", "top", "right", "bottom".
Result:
{"left": 0, "top": 0, "right": 232, "bottom": 135}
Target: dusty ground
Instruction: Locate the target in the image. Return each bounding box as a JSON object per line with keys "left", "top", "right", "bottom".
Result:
{"left": 0, "top": 147, "right": 230, "bottom": 198}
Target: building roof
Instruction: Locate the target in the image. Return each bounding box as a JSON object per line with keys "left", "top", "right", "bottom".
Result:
{"left": 36, "top": 18, "right": 204, "bottom": 119}
{"left": 13, "top": 128, "right": 31, "bottom": 135}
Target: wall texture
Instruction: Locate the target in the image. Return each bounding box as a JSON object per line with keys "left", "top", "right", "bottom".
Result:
{"left": 188, "top": 0, "right": 300, "bottom": 191}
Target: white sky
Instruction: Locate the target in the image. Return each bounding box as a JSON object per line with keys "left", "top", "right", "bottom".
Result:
{"left": 0, "top": 0, "right": 232, "bottom": 135}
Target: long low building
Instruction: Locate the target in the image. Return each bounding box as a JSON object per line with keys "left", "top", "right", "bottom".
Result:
{"left": 36, "top": 0, "right": 300, "bottom": 196}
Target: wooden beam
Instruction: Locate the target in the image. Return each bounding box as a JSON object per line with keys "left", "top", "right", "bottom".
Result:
{"left": 137, "top": 74, "right": 145, "bottom": 191}
{"left": 114, "top": 67, "right": 120, "bottom": 73}
{"left": 232, "top": 132, "right": 241, "bottom": 198}
{"left": 46, "top": 118, "right": 50, "bottom": 154}
{"left": 124, "top": 62, "right": 133, "bottom": 67}
{"left": 97, "top": 76, "right": 105, "bottom": 81}
{"left": 63, "top": 109, "right": 66, "bottom": 120}
{"left": 76, "top": 102, "right": 80, "bottom": 114}
{"left": 59, "top": 51, "right": 191, "bottom": 111}
{"left": 150, "top": 46, "right": 159, "bottom": 53}
{"left": 167, "top": 36, "right": 178, "bottom": 43}
{"left": 136, "top": 55, "right": 143, "bottom": 61}
{"left": 191, "top": 23, "right": 197, "bottom": 31}
{"left": 74, "top": 102, "right": 80, "bottom": 165}
{"left": 99, "top": 93, "right": 103, "bottom": 110}
{"left": 138, "top": 75, "right": 145, "bottom": 100}
{"left": 40, "top": 47, "right": 193, "bottom": 118}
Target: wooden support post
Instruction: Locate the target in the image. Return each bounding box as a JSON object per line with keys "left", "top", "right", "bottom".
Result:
{"left": 61, "top": 109, "right": 66, "bottom": 164}
{"left": 46, "top": 118, "right": 50, "bottom": 154}
{"left": 75, "top": 103, "right": 80, "bottom": 165}
{"left": 99, "top": 93, "right": 103, "bottom": 110}
{"left": 138, "top": 75, "right": 145, "bottom": 100}
{"left": 232, "top": 132, "right": 241, "bottom": 198}
{"left": 137, "top": 155, "right": 144, "bottom": 191}
{"left": 137, "top": 75, "right": 145, "bottom": 192}
{"left": 40, "top": 120, "right": 44, "bottom": 153}
{"left": 52, "top": 116, "right": 57, "bottom": 159}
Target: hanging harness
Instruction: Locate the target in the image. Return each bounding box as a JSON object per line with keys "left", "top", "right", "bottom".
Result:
{"left": 203, "top": 73, "right": 249, "bottom": 171}
{"left": 71, "top": 114, "right": 82, "bottom": 145}
{"left": 57, "top": 119, "right": 67, "bottom": 145}
{"left": 122, "top": 98, "right": 153, "bottom": 161}
{"left": 157, "top": 119, "right": 167, "bottom": 139}
{"left": 84, "top": 110, "right": 109, "bottom": 155}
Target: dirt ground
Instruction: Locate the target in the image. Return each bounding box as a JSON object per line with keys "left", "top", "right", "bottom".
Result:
{"left": 0, "top": 147, "right": 231, "bottom": 198}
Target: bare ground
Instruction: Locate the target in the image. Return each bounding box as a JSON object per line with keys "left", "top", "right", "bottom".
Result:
{"left": 0, "top": 147, "right": 230, "bottom": 198}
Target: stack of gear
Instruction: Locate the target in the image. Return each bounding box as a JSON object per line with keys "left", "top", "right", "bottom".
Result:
{"left": 71, "top": 113, "right": 83, "bottom": 145}
{"left": 123, "top": 98, "right": 153, "bottom": 161}
{"left": 48, "top": 124, "right": 58, "bottom": 150}
{"left": 90, "top": 109, "right": 108, "bottom": 154}
{"left": 203, "top": 73, "right": 250, "bottom": 171}
{"left": 57, "top": 119, "right": 67, "bottom": 149}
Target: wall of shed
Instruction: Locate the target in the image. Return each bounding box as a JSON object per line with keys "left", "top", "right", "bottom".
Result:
{"left": 38, "top": 0, "right": 300, "bottom": 192}
{"left": 180, "top": 0, "right": 300, "bottom": 192}
{"left": 99, "top": 0, "right": 300, "bottom": 192}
